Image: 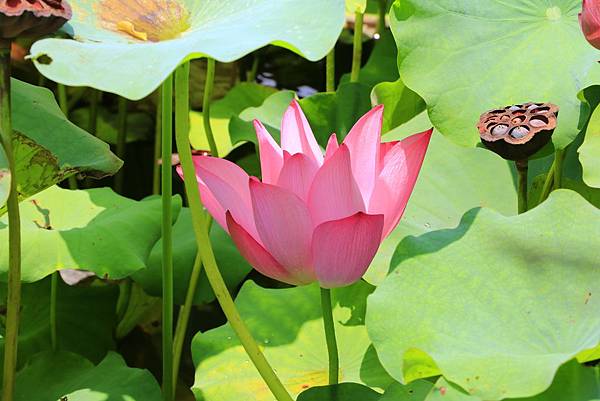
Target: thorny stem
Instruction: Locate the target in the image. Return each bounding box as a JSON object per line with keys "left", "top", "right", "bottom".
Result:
{"left": 326, "top": 48, "right": 335, "bottom": 92}
{"left": 350, "top": 11, "right": 364, "bottom": 83}
{"left": 246, "top": 54, "right": 260, "bottom": 82}
{"left": 203, "top": 58, "right": 218, "bottom": 157}
{"left": 377, "top": 0, "right": 387, "bottom": 33}
{"left": 516, "top": 159, "right": 528, "bottom": 214}
{"left": 114, "top": 96, "right": 128, "bottom": 193}
{"left": 320, "top": 288, "right": 339, "bottom": 384}
{"left": 160, "top": 73, "right": 175, "bottom": 401}
{"left": 174, "top": 61, "right": 294, "bottom": 401}
{"left": 0, "top": 38, "right": 21, "bottom": 401}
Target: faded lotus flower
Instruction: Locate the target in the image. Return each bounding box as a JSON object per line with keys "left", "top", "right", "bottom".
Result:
{"left": 580, "top": 0, "right": 600, "bottom": 49}
{"left": 180, "top": 101, "right": 432, "bottom": 288}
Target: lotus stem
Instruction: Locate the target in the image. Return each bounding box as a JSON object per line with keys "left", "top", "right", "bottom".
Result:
{"left": 377, "top": 0, "right": 386, "bottom": 33}
{"left": 174, "top": 61, "right": 293, "bottom": 401}
{"left": 0, "top": 38, "right": 21, "bottom": 401}
{"left": 320, "top": 288, "right": 339, "bottom": 384}
{"left": 537, "top": 157, "right": 555, "bottom": 205}
{"left": 247, "top": 54, "right": 260, "bottom": 82}
{"left": 116, "top": 278, "right": 132, "bottom": 322}
{"left": 50, "top": 272, "right": 58, "bottom": 350}
{"left": 326, "top": 48, "right": 335, "bottom": 92}
{"left": 160, "top": 73, "right": 175, "bottom": 401}
{"left": 57, "top": 84, "right": 78, "bottom": 190}
{"left": 350, "top": 11, "right": 364, "bottom": 83}
{"left": 172, "top": 62, "right": 206, "bottom": 396}
{"left": 553, "top": 148, "right": 565, "bottom": 190}
{"left": 516, "top": 159, "right": 528, "bottom": 214}
{"left": 203, "top": 58, "right": 218, "bottom": 157}
{"left": 115, "top": 96, "right": 128, "bottom": 193}
{"left": 153, "top": 87, "right": 162, "bottom": 195}
{"left": 87, "top": 89, "right": 99, "bottom": 136}
{"left": 172, "top": 252, "right": 203, "bottom": 392}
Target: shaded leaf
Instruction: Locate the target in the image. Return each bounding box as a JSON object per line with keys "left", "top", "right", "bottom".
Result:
{"left": 298, "top": 383, "right": 381, "bottom": 401}
{"left": 368, "top": 190, "right": 600, "bottom": 400}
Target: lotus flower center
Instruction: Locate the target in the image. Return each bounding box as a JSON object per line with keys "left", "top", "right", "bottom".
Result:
{"left": 96, "top": 0, "right": 190, "bottom": 42}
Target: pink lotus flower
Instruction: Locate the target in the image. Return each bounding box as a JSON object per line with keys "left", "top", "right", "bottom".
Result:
{"left": 180, "top": 101, "right": 432, "bottom": 288}
{"left": 580, "top": 0, "right": 600, "bottom": 49}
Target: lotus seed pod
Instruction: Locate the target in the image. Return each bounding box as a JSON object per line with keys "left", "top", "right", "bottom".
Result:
{"left": 476, "top": 102, "right": 558, "bottom": 160}
{"left": 0, "top": 0, "right": 72, "bottom": 39}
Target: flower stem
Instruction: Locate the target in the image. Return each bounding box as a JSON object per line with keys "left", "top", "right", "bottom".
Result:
{"left": 57, "top": 84, "right": 77, "bottom": 190}
{"left": 203, "top": 58, "right": 218, "bottom": 157}
{"left": 172, "top": 252, "right": 203, "bottom": 392}
{"left": 553, "top": 148, "right": 565, "bottom": 190}
{"left": 174, "top": 61, "right": 293, "bottom": 401}
{"left": 326, "top": 48, "right": 335, "bottom": 92}
{"left": 172, "top": 62, "right": 206, "bottom": 396}
{"left": 350, "top": 11, "right": 364, "bottom": 83}
{"left": 537, "top": 157, "right": 555, "bottom": 205}
{"left": 320, "top": 288, "right": 339, "bottom": 384}
{"left": 377, "top": 0, "right": 386, "bottom": 33}
{"left": 246, "top": 54, "right": 260, "bottom": 82}
{"left": 88, "top": 89, "right": 99, "bottom": 136}
{"left": 50, "top": 272, "right": 58, "bottom": 351}
{"left": 114, "top": 96, "right": 128, "bottom": 194}
{"left": 0, "top": 39, "right": 21, "bottom": 401}
{"left": 153, "top": 87, "right": 162, "bottom": 195}
{"left": 516, "top": 159, "right": 528, "bottom": 214}
{"left": 160, "top": 73, "right": 175, "bottom": 401}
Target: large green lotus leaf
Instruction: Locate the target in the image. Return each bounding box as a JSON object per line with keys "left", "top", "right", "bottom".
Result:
{"left": 389, "top": 0, "right": 600, "bottom": 149}
{"left": 14, "top": 351, "right": 161, "bottom": 401}
{"left": 30, "top": 0, "right": 345, "bottom": 100}
{"left": 367, "top": 190, "right": 600, "bottom": 400}
{"left": 189, "top": 83, "right": 277, "bottom": 153}
{"left": 0, "top": 186, "right": 181, "bottom": 282}
{"left": 133, "top": 208, "right": 252, "bottom": 305}
{"left": 229, "top": 90, "right": 297, "bottom": 147}
{"left": 580, "top": 96, "right": 600, "bottom": 187}
{"left": 5, "top": 79, "right": 122, "bottom": 212}
{"left": 371, "top": 78, "right": 425, "bottom": 133}
{"left": 364, "top": 114, "right": 517, "bottom": 285}
{"left": 0, "top": 277, "right": 118, "bottom": 376}
{"left": 70, "top": 107, "right": 154, "bottom": 145}
{"left": 191, "top": 281, "right": 393, "bottom": 401}
{"left": 298, "top": 383, "right": 381, "bottom": 401}
{"left": 0, "top": 144, "right": 9, "bottom": 209}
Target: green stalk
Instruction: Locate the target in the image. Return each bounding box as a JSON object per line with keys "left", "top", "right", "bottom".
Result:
{"left": 57, "top": 84, "right": 77, "bottom": 190}
{"left": 114, "top": 96, "right": 128, "bottom": 194}
{"left": 153, "top": 88, "right": 162, "bottom": 195}
{"left": 174, "top": 61, "right": 293, "bottom": 401}
{"left": 246, "top": 54, "right": 260, "bottom": 82}
{"left": 88, "top": 89, "right": 99, "bottom": 136}
{"left": 320, "top": 288, "right": 339, "bottom": 384}
{"left": 350, "top": 11, "right": 364, "bottom": 83}
{"left": 160, "top": 74, "right": 174, "bottom": 401}
{"left": 116, "top": 279, "right": 133, "bottom": 322}
{"left": 326, "top": 48, "right": 335, "bottom": 92}
{"left": 0, "top": 39, "right": 21, "bottom": 401}
{"left": 537, "top": 157, "right": 555, "bottom": 205}
{"left": 377, "top": 0, "right": 386, "bottom": 33}
{"left": 203, "top": 58, "right": 218, "bottom": 156}
{"left": 516, "top": 159, "right": 528, "bottom": 214}
{"left": 172, "top": 62, "right": 206, "bottom": 395}
{"left": 172, "top": 252, "right": 203, "bottom": 391}
{"left": 50, "top": 272, "right": 58, "bottom": 351}
{"left": 553, "top": 148, "right": 565, "bottom": 190}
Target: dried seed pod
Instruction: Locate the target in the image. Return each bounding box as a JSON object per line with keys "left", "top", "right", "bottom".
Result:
{"left": 476, "top": 102, "right": 558, "bottom": 160}
{"left": 0, "top": 0, "right": 72, "bottom": 39}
